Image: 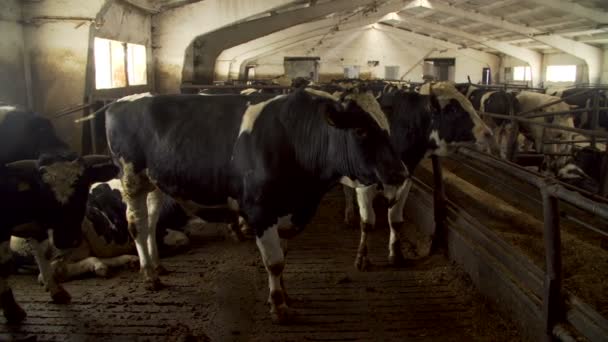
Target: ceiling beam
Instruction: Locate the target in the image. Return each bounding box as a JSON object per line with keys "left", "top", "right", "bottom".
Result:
{"left": 403, "top": 0, "right": 603, "bottom": 83}
{"left": 479, "top": 0, "right": 520, "bottom": 12}
{"left": 527, "top": 0, "right": 608, "bottom": 24}
{"left": 391, "top": 14, "right": 543, "bottom": 85}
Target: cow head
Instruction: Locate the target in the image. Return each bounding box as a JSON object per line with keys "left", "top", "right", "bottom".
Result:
{"left": 314, "top": 88, "right": 408, "bottom": 189}
{"left": 6, "top": 155, "right": 119, "bottom": 249}
{"left": 420, "top": 82, "right": 499, "bottom": 156}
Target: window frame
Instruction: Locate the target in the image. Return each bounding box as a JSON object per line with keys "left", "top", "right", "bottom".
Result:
{"left": 546, "top": 65, "right": 577, "bottom": 83}
{"left": 92, "top": 36, "right": 151, "bottom": 99}
{"left": 512, "top": 66, "right": 531, "bottom": 82}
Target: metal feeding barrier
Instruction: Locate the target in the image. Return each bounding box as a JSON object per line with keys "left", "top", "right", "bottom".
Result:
{"left": 476, "top": 86, "right": 608, "bottom": 197}
{"left": 448, "top": 147, "right": 608, "bottom": 341}
{"left": 426, "top": 85, "right": 608, "bottom": 340}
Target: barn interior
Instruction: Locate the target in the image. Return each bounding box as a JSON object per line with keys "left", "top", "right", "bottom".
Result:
{"left": 1, "top": 0, "right": 608, "bottom": 341}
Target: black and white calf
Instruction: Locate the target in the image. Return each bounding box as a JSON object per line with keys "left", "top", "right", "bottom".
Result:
{"left": 104, "top": 89, "right": 407, "bottom": 323}
{"left": 11, "top": 180, "right": 195, "bottom": 283}
{"left": 343, "top": 82, "right": 497, "bottom": 271}
{"left": 0, "top": 105, "right": 119, "bottom": 323}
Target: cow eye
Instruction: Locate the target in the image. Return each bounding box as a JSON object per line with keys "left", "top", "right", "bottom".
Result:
{"left": 354, "top": 127, "right": 368, "bottom": 138}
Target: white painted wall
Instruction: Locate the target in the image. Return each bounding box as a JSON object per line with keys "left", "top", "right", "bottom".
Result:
{"left": 602, "top": 48, "right": 608, "bottom": 84}
{"left": 248, "top": 27, "right": 499, "bottom": 84}
{"left": 0, "top": 0, "right": 27, "bottom": 106}
{"left": 21, "top": 0, "right": 151, "bottom": 152}
{"left": 152, "top": 0, "right": 292, "bottom": 93}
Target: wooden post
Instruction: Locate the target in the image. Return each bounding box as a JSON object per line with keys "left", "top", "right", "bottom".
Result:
{"left": 590, "top": 90, "right": 600, "bottom": 149}
{"left": 430, "top": 155, "right": 447, "bottom": 253}
{"left": 541, "top": 184, "right": 562, "bottom": 342}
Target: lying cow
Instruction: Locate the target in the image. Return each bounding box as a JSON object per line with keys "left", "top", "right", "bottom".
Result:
{"left": 103, "top": 88, "right": 407, "bottom": 323}
{"left": 11, "top": 180, "right": 197, "bottom": 285}
{"left": 342, "top": 82, "right": 497, "bottom": 270}
{"left": 0, "top": 105, "right": 119, "bottom": 323}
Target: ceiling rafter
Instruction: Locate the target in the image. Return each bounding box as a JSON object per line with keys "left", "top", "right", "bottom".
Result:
{"left": 402, "top": 0, "right": 604, "bottom": 83}
{"left": 384, "top": 13, "right": 543, "bottom": 85}
{"left": 527, "top": 0, "right": 608, "bottom": 24}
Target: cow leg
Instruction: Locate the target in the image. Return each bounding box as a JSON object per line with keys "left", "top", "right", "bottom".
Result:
{"left": 28, "top": 239, "right": 71, "bottom": 304}
{"left": 256, "top": 224, "right": 294, "bottom": 324}
{"left": 388, "top": 179, "right": 413, "bottom": 267}
{"left": 121, "top": 171, "right": 158, "bottom": 290}
{"left": 343, "top": 185, "right": 357, "bottom": 227}
{"left": 51, "top": 257, "right": 108, "bottom": 280}
{"left": 354, "top": 185, "right": 377, "bottom": 271}
{"left": 0, "top": 239, "right": 26, "bottom": 323}
{"left": 146, "top": 189, "right": 167, "bottom": 275}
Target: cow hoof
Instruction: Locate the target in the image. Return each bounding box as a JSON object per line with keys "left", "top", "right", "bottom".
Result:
{"left": 271, "top": 306, "right": 296, "bottom": 325}
{"left": 155, "top": 264, "right": 170, "bottom": 275}
{"left": 94, "top": 264, "right": 109, "bottom": 278}
{"left": 4, "top": 305, "right": 27, "bottom": 324}
{"left": 37, "top": 274, "right": 44, "bottom": 286}
{"left": 354, "top": 255, "right": 371, "bottom": 271}
{"left": 141, "top": 267, "right": 163, "bottom": 291}
{"left": 388, "top": 254, "right": 407, "bottom": 267}
{"left": 51, "top": 287, "right": 72, "bottom": 304}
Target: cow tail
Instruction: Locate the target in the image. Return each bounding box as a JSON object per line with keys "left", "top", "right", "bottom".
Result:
{"left": 74, "top": 100, "right": 117, "bottom": 123}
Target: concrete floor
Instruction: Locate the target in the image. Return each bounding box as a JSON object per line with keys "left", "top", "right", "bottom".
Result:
{"left": 0, "top": 188, "right": 519, "bottom": 341}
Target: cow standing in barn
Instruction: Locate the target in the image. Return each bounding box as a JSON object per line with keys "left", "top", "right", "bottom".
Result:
{"left": 342, "top": 82, "right": 498, "bottom": 270}
{"left": 547, "top": 87, "right": 608, "bottom": 130}
{"left": 462, "top": 86, "right": 520, "bottom": 157}
{"left": 104, "top": 89, "right": 407, "bottom": 323}
{"left": 0, "top": 105, "right": 118, "bottom": 322}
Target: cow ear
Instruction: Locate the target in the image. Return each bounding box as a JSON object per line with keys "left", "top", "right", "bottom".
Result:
{"left": 85, "top": 164, "right": 120, "bottom": 184}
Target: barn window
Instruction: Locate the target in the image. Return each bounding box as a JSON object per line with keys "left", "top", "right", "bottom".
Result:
{"left": 344, "top": 66, "right": 360, "bottom": 79}
{"left": 546, "top": 65, "right": 576, "bottom": 82}
{"left": 127, "top": 43, "right": 147, "bottom": 86}
{"left": 94, "top": 37, "right": 147, "bottom": 89}
{"left": 512, "top": 66, "right": 531, "bottom": 81}
{"left": 385, "top": 66, "right": 400, "bottom": 80}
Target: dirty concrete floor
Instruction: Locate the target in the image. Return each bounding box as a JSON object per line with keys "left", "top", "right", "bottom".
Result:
{"left": 1, "top": 188, "right": 520, "bottom": 341}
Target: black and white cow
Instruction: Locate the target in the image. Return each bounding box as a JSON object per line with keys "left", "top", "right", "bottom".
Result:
{"left": 342, "top": 82, "right": 498, "bottom": 270}
{"left": 0, "top": 105, "right": 118, "bottom": 323}
{"left": 459, "top": 85, "right": 520, "bottom": 158}
{"left": 104, "top": 89, "right": 407, "bottom": 323}
{"left": 547, "top": 88, "right": 608, "bottom": 130}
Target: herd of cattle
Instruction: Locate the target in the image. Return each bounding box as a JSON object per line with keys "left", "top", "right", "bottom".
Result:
{"left": 0, "top": 78, "right": 605, "bottom": 325}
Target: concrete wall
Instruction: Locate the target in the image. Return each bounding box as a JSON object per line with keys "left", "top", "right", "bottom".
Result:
{"left": 248, "top": 27, "right": 499, "bottom": 84}
{"left": 0, "top": 0, "right": 27, "bottom": 106}
{"left": 602, "top": 48, "right": 608, "bottom": 84}
{"left": 21, "top": 0, "right": 151, "bottom": 153}
{"left": 152, "top": 0, "right": 291, "bottom": 93}
{"left": 21, "top": 0, "right": 105, "bottom": 152}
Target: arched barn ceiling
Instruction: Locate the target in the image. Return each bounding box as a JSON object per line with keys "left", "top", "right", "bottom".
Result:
{"left": 127, "top": 0, "right": 607, "bottom": 84}
{"left": 211, "top": 0, "right": 608, "bottom": 83}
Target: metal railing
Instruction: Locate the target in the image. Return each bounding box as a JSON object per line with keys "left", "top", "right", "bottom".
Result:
{"left": 430, "top": 147, "right": 608, "bottom": 341}
{"left": 476, "top": 86, "right": 608, "bottom": 197}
